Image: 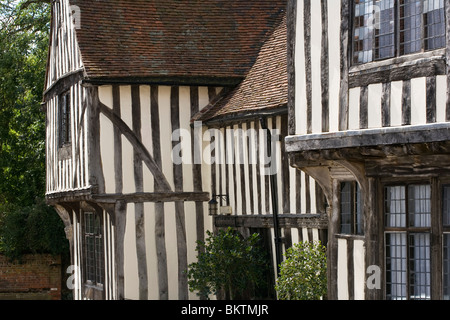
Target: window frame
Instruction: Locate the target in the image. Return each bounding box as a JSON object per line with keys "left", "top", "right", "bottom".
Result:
{"left": 58, "top": 90, "right": 71, "bottom": 148}
{"left": 384, "top": 182, "right": 433, "bottom": 300}
{"left": 443, "top": 231, "right": 450, "bottom": 299}
{"left": 339, "top": 180, "right": 364, "bottom": 235}
{"left": 441, "top": 184, "right": 450, "bottom": 299}
{"left": 351, "top": 0, "right": 446, "bottom": 66}
{"left": 380, "top": 179, "right": 450, "bottom": 300}
{"left": 83, "top": 211, "right": 105, "bottom": 289}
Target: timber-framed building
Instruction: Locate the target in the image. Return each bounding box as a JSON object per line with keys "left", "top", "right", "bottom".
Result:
{"left": 286, "top": 0, "right": 450, "bottom": 300}
{"left": 43, "top": 0, "right": 325, "bottom": 300}
{"left": 44, "top": 0, "right": 450, "bottom": 301}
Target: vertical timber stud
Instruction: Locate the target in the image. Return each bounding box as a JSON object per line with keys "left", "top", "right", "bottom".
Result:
{"left": 381, "top": 82, "right": 391, "bottom": 127}
{"left": 190, "top": 87, "right": 205, "bottom": 267}
{"left": 329, "top": 179, "right": 340, "bottom": 300}
{"left": 431, "top": 177, "right": 442, "bottom": 299}
{"left": 132, "top": 85, "right": 148, "bottom": 300}
{"left": 446, "top": 0, "right": 450, "bottom": 121}
{"left": 339, "top": 0, "right": 350, "bottom": 131}
{"left": 87, "top": 86, "right": 105, "bottom": 194}
{"left": 151, "top": 85, "right": 169, "bottom": 300}
{"left": 364, "top": 177, "right": 382, "bottom": 300}
{"left": 114, "top": 200, "right": 127, "bottom": 300}
{"left": 359, "top": 86, "right": 368, "bottom": 129}
{"left": 321, "top": 0, "right": 329, "bottom": 133}
{"left": 170, "top": 86, "right": 189, "bottom": 300}
{"left": 113, "top": 85, "right": 123, "bottom": 194}
{"left": 287, "top": 0, "right": 297, "bottom": 135}
{"left": 304, "top": 0, "right": 312, "bottom": 134}
{"left": 402, "top": 80, "right": 411, "bottom": 125}
{"left": 426, "top": 76, "right": 436, "bottom": 124}
{"left": 260, "top": 117, "right": 282, "bottom": 277}
{"left": 347, "top": 238, "right": 354, "bottom": 300}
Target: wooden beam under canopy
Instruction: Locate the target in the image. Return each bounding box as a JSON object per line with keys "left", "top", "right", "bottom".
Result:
{"left": 92, "top": 192, "right": 211, "bottom": 203}
{"left": 46, "top": 190, "right": 211, "bottom": 204}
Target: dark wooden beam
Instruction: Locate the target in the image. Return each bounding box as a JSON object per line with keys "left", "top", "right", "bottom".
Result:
{"left": 92, "top": 192, "right": 210, "bottom": 204}
{"left": 338, "top": 0, "right": 350, "bottom": 131}
{"left": 287, "top": 0, "right": 297, "bottom": 136}
{"left": 46, "top": 189, "right": 210, "bottom": 204}
{"left": 359, "top": 85, "right": 368, "bottom": 129}
{"left": 87, "top": 87, "right": 106, "bottom": 194}
{"left": 99, "top": 101, "right": 172, "bottom": 192}
{"left": 426, "top": 76, "right": 437, "bottom": 124}
{"left": 43, "top": 69, "right": 84, "bottom": 103}
{"left": 114, "top": 200, "right": 127, "bottom": 300}
{"left": 446, "top": 0, "right": 450, "bottom": 121}
{"left": 381, "top": 82, "right": 391, "bottom": 127}
{"left": 214, "top": 213, "right": 328, "bottom": 229}
{"left": 304, "top": 0, "right": 312, "bottom": 134}
{"left": 321, "top": 0, "right": 329, "bottom": 133}
{"left": 286, "top": 123, "right": 450, "bottom": 153}
{"left": 82, "top": 75, "right": 242, "bottom": 88}
{"left": 202, "top": 106, "right": 287, "bottom": 128}
{"left": 365, "top": 154, "right": 450, "bottom": 177}
{"left": 349, "top": 57, "right": 446, "bottom": 88}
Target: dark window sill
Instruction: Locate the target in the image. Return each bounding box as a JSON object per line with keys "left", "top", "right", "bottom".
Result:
{"left": 348, "top": 48, "right": 446, "bottom": 88}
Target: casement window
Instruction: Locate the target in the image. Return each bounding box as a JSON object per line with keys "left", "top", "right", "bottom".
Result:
{"left": 58, "top": 91, "right": 71, "bottom": 147}
{"left": 352, "top": 0, "right": 445, "bottom": 64}
{"left": 84, "top": 212, "right": 104, "bottom": 286}
{"left": 340, "top": 181, "right": 363, "bottom": 235}
{"left": 444, "top": 232, "right": 450, "bottom": 299}
{"left": 443, "top": 185, "right": 450, "bottom": 299}
{"left": 384, "top": 183, "right": 450, "bottom": 300}
{"left": 384, "top": 184, "right": 431, "bottom": 300}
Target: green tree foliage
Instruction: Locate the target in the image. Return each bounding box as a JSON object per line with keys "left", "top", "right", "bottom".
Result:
{"left": 187, "top": 227, "right": 269, "bottom": 300}
{"left": 0, "top": 0, "right": 68, "bottom": 260}
{"left": 275, "top": 241, "right": 327, "bottom": 300}
{"left": 0, "top": 0, "right": 49, "bottom": 205}
{"left": 0, "top": 201, "right": 68, "bottom": 261}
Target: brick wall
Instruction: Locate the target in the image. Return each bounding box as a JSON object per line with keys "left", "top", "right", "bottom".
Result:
{"left": 0, "top": 254, "right": 61, "bottom": 300}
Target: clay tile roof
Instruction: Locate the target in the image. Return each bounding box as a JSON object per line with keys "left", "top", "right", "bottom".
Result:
{"left": 70, "top": 0, "right": 286, "bottom": 82}
{"left": 192, "top": 12, "right": 287, "bottom": 123}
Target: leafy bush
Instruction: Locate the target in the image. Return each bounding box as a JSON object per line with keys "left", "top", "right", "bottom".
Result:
{"left": 187, "top": 227, "right": 269, "bottom": 300}
{"left": 275, "top": 241, "right": 327, "bottom": 300}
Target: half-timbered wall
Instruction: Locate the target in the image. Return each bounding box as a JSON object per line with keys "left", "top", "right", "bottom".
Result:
{"left": 45, "top": 0, "right": 87, "bottom": 196}
{"left": 93, "top": 85, "right": 323, "bottom": 300}
{"left": 291, "top": 0, "right": 341, "bottom": 135}
{"left": 208, "top": 115, "right": 325, "bottom": 279}
{"left": 95, "top": 84, "right": 221, "bottom": 300}
{"left": 46, "top": 81, "right": 89, "bottom": 194}
{"left": 46, "top": 0, "right": 83, "bottom": 89}
{"left": 289, "top": 0, "right": 367, "bottom": 299}
{"left": 209, "top": 117, "right": 323, "bottom": 232}
{"left": 291, "top": 0, "right": 448, "bottom": 136}
{"left": 288, "top": 0, "right": 450, "bottom": 300}
{"left": 45, "top": 0, "right": 326, "bottom": 301}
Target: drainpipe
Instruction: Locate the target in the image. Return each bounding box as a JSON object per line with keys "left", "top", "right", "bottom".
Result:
{"left": 259, "top": 117, "right": 282, "bottom": 278}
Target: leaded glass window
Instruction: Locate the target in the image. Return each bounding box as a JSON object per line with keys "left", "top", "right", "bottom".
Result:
{"left": 340, "top": 181, "right": 363, "bottom": 235}
{"left": 385, "top": 184, "right": 431, "bottom": 300}
{"left": 84, "top": 212, "right": 104, "bottom": 286}
{"left": 352, "top": 0, "right": 445, "bottom": 64}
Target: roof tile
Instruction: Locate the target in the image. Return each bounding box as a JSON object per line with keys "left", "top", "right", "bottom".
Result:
{"left": 192, "top": 13, "right": 287, "bottom": 122}
{"left": 70, "top": 0, "right": 286, "bottom": 81}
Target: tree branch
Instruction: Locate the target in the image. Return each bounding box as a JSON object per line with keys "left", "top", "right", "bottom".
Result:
{"left": 20, "top": 0, "right": 51, "bottom": 10}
